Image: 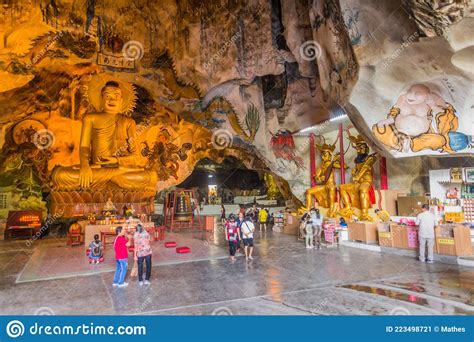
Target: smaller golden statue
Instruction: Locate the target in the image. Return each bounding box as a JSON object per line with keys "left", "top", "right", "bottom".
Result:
{"left": 303, "top": 142, "right": 343, "bottom": 217}
{"left": 264, "top": 173, "right": 280, "bottom": 200}
{"left": 103, "top": 197, "right": 116, "bottom": 211}
{"left": 339, "top": 133, "right": 377, "bottom": 221}
{"left": 375, "top": 209, "right": 390, "bottom": 223}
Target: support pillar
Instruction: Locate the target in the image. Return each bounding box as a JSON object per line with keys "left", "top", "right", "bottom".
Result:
{"left": 338, "top": 123, "right": 345, "bottom": 184}
{"left": 309, "top": 133, "right": 316, "bottom": 187}
{"left": 379, "top": 156, "right": 388, "bottom": 190}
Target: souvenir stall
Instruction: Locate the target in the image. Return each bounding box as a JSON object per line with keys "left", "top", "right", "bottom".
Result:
{"left": 374, "top": 167, "right": 473, "bottom": 257}
{"left": 293, "top": 122, "right": 473, "bottom": 258}
{"left": 427, "top": 167, "right": 474, "bottom": 256}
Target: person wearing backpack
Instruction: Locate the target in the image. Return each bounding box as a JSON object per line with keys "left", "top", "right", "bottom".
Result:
{"left": 225, "top": 214, "right": 241, "bottom": 261}
{"left": 240, "top": 215, "right": 255, "bottom": 261}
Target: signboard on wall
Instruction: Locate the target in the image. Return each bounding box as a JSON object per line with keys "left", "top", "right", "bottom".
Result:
{"left": 450, "top": 168, "right": 463, "bottom": 183}
{"left": 6, "top": 210, "right": 42, "bottom": 229}
{"left": 97, "top": 52, "right": 135, "bottom": 69}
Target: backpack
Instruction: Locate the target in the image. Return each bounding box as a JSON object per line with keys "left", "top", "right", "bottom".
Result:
{"left": 91, "top": 241, "right": 102, "bottom": 257}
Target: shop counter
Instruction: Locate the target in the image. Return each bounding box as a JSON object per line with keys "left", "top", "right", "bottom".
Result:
{"left": 390, "top": 224, "right": 419, "bottom": 250}
{"left": 377, "top": 222, "right": 393, "bottom": 247}
{"left": 283, "top": 214, "right": 301, "bottom": 235}
{"left": 348, "top": 222, "right": 377, "bottom": 244}
{"left": 435, "top": 224, "right": 472, "bottom": 256}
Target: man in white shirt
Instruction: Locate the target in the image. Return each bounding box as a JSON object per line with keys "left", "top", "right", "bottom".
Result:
{"left": 415, "top": 204, "right": 436, "bottom": 263}
{"left": 240, "top": 216, "right": 255, "bottom": 261}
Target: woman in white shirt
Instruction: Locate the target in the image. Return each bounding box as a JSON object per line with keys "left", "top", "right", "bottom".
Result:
{"left": 240, "top": 216, "right": 255, "bottom": 261}
{"left": 310, "top": 208, "right": 324, "bottom": 249}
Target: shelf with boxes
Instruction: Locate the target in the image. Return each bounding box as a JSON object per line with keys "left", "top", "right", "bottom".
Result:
{"left": 463, "top": 198, "right": 474, "bottom": 223}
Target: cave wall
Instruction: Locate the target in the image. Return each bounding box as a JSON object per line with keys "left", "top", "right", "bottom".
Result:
{"left": 340, "top": 0, "right": 474, "bottom": 158}
{"left": 0, "top": 0, "right": 361, "bottom": 209}
{"left": 0, "top": 0, "right": 472, "bottom": 213}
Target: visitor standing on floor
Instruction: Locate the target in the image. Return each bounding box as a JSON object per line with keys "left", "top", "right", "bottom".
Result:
{"left": 113, "top": 226, "right": 129, "bottom": 287}
{"left": 299, "top": 211, "right": 310, "bottom": 241}
{"left": 416, "top": 204, "right": 436, "bottom": 263}
{"left": 310, "top": 208, "right": 324, "bottom": 249}
{"left": 221, "top": 204, "right": 226, "bottom": 224}
{"left": 236, "top": 211, "right": 245, "bottom": 253}
{"left": 241, "top": 215, "right": 255, "bottom": 261}
{"left": 258, "top": 206, "right": 268, "bottom": 231}
{"left": 134, "top": 224, "right": 152, "bottom": 285}
{"left": 225, "top": 214, "right": 240, "bottom": 261}
{"left": 304, "top": 211, "right": 314, "bottom": 248}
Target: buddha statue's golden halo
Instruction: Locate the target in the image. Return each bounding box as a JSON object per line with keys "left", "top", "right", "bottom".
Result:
{"left": 86, "top": 74, "right": 137, "bottom": 115}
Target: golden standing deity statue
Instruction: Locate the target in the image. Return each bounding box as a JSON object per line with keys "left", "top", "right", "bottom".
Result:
{"left": 304, "top": 143, "right": 342, "bottom": 217}
{"left": 264, "top": 173, "right": 280, "bottom": 200}
{"left": 338, "top": 134, "right": 377, "bottom": 221}
{"left": 52, "top": 80, "right": 157, "bottom": 191}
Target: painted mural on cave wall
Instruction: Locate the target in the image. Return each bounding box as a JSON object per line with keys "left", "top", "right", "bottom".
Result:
{"left": 338, "top": 0, "right": 474, "bottom": 158}
{"left": 372, "top": 83, "right": 473, "bottom": 156}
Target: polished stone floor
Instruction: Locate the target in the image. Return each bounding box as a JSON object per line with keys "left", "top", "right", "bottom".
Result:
{"left": 16, "top": 232, "right": 228, "bottom": 283}
{"left": 0, "top": 226, "right": 473, "bottom": 315}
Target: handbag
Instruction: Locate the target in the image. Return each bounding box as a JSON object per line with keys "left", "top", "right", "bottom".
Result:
{"left": 130, "top": 257, "right": 138, "bottom": 277}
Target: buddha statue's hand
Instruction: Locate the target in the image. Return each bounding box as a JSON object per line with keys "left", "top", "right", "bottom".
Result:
{"left": 96, "top": 156, "right": 118, "bottom": 165}
{"left": 79, "top": 165, "right": 93, "bottom": 189}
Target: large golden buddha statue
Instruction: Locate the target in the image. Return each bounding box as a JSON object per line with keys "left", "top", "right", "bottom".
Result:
{"left": 303, "top": 142, "right": 342, "bottom": 217}
{"left": 52, "top": 81, "right": 157, "bottom": 191}
{"left": 338, "top": 133, "right": 377, "bottom": 222}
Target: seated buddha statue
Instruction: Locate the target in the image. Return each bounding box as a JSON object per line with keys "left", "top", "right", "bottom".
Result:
{"left": 103, "top": 197, "right": 116, "bottom": 211}
{"left": 52, "top": 81, "right": 157, "bottom": 192}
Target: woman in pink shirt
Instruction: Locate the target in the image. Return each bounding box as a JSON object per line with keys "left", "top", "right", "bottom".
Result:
{"left": 113, "top": 227, "right": 130, "bottom": 287}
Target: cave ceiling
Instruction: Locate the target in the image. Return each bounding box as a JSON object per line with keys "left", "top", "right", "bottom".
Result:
{"left": 0, "top": 0, "right": 473, "bottom": 205}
